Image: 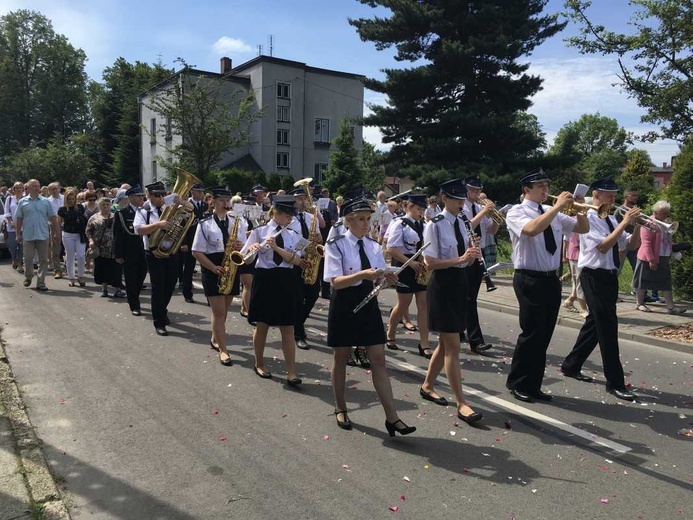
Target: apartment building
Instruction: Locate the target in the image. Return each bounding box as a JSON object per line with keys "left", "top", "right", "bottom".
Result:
{"left": 139, "top": 55, "right": 365, "bottom": 187}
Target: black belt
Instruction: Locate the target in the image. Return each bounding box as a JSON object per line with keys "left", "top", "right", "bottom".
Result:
{"left": 582, "top": 267, "right": 619, "bottom": 275}
{"left": 516, "top": 269, "right": 557, "bottom": 278}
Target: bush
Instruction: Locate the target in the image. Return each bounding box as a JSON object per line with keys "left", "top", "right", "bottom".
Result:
{"left": 215, "top": 167, "right": 255, "bottom": 195}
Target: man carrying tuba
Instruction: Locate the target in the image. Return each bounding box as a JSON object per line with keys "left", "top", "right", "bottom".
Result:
{"left": 134, "top": 181, "right": 194, "bottom": 336}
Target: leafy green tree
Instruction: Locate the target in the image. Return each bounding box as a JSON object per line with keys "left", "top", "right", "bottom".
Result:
{"left": 350, "top": 0, "right": 565, "bottom": 179}
{"left": 361, "top": 140, "right": 386, "bottom": 192}
{"left": 280, "top": 174, "right": 296, "bottom": 192}
{"left": 547, "top": 113, "right": 630, "bottom": 185}
{"left": 145, "top": 63, "right": 261, "bottom": 180}
{"left": 565, "top": 0, "right": 693, "bottom": 140}
{"left": 665, "top": 140, "right": 693, "bottom": 299}
{"left": 0, "top": 136, "right": 93, "bottom": 186}
{"left": 0, "top": 10, "right": 88, "bottom": 155}
{"left": 215, "top": 168, "right": 255, "bottom": 195}
{"left": 324, "top": 118, "right": 362, "bottom": 196}
{"left": 618, "top": 149, "right": 655, "bottom": 202}
{"left": 267, "top": 172, "right": 282, "bottom": 191}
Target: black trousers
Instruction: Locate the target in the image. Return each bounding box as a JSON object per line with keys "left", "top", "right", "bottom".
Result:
{"left": 561, "top": 268, "right": 625, "bottom": 389}
{"left": 506, "top": 270, "right": 561, "bottom": 393}
{"left": 294, "top": 268, "right": 321, "bottom": 340}
{"left": 464, "top": 261, "right": 486, "bottom": 347}
{"left": 179, "top": 249, "right": 196, "bottom": 300}
{"left": 146, "top": 253, "right": 178, "bottom": 328}
{"left": 123, "top": 260, "right": 148, "bottom": 312}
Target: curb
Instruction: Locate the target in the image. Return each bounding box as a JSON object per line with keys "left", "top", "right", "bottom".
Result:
{"left": 476, "top": 299, "right": 692, "bottom": 355}
{"left": 0, "top": 329, "right": 71, "bottom": 520}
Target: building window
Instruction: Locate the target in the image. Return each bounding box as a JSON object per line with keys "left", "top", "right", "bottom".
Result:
{"left": 314, "top": 118, "right": 330, "bottom": 143}
{"left": 314, "top": 163, "right": 328, "bottom": 184}
{"left": 165, "top": 117, "right": 172, "bottom": 141}
{"left": 277, "top": 82, "right": 291, "bottom": 99}
{"left": 277, "top": 105, "right": 290, "bottom": 122}
{"left": 149, "top": 118, "right": 156, "bottom": 144}
{"left": 151, "top": 160, "right": 158, "bottom": 180}
{"left": 276, "top": 152, "right": 290, "bottom": 169}
{"left": 276, "top": 129, "right": 289, "bottom": 145}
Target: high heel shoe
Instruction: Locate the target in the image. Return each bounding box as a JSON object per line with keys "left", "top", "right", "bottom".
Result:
{"left": 386, "top": 340, "right": 399, "bottom": 351}
{"left": 385, "top": 419, "right": 416, "bottom": 437}
{"left": 417, "top": 344, "right": 432, "bottom": 359}
{"left": 334, "top": 410, "right": 352, "bottom": 430}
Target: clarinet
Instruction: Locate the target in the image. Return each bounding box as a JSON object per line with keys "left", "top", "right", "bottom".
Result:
{"left": 460, "top": 214, "right": 497, "bottom": 292}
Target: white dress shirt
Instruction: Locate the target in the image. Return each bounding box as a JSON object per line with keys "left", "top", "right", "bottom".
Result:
{"left": 289, "top": 211, "right": 315, "bottom": 238}
{"left": 324, "top": 230, "right": 386, "bottom": 286}
{"left": 133, "top": 204, "right": 167, "bottom": 251}
{"left": 327, "top": 217, "right": 346, "bottom": 242}
{"left": 578, "top": 210, "right": 629, "bottom": 270}
{"left": 192, "top": 214, "right": 247, "bottom": 255}
{"left": 239, "top": 220, "right": 302, "bottom": 269}
{"left": 387, "top": 216, "right": 425, "bottom": 255}
{"left": 422, "top": 209, "right": 470, "bottom": 268}
{"left": 463, "top": 200, "right": 494, "bottom": 248}
{"left": 48, "top": 195, "right": 64, "bottom": 216}
{"left": 506, "top": 199, "right": 576, "bottom": 271}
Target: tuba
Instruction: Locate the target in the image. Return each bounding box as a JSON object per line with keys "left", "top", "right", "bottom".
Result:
{"left": 149, "top": 169, "right": 203, "bottom": 259}
{"left": 294, "top": 177, "right": 325, "bottom": 285}
{"left": 218, "top": 212, "right": 241, "bottom": 295}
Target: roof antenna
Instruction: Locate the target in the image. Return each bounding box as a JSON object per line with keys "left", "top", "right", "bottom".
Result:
{"left": 268, "top": 35, "right": 274, "bottom": 56}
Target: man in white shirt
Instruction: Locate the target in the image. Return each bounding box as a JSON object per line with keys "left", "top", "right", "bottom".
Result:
{"left": 560, "top": 178, "right": 642, "bottom": 402}
{"left": 46, "top": 181, "right": 64, "bottom": 277}
{"left": 505, "top": 170, "right": 589, "bottom": 403}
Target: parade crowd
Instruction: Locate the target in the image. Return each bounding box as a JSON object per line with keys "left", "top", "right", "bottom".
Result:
{"left": 0, "top": 172, "right": 686, "bottom": 435}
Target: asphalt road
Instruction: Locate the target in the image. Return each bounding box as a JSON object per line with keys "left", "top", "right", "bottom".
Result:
{"left": 0, "top": 267, "right": 691, "bottom": 520}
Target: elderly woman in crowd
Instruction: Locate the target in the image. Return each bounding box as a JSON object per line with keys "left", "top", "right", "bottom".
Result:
{"left": 86, "top": 198, "right": 126, "bottom": 298}
{"left": 633, "top": 200, "right": 686, "bottom": 315}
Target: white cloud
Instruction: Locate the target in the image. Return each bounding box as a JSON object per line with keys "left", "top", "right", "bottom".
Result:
{"left": 212, "top": 36, "right": 252, "bottom": 55}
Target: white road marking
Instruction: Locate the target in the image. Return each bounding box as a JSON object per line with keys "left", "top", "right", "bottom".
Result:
{"left": 390, "top": 358, "right": 632, "bottom": 454}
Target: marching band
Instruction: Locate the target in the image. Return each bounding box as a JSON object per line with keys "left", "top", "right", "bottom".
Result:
{"left": 100, "top": 169, "right": 674, "bottom": 436}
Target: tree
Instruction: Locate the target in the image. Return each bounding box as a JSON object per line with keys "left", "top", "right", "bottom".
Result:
{"left": 547, "top": 113, "right": 630, "bottom": 185}
{"left": 280, "top": 174, "right": 296, "bottom": 192}
{"left": 361, "top": 140, "right": 387, "bottom": 192}
{"left": 618, "top": 149, "right": 655, "bottom": 201}
{"left": 215, "top": 167, "right": 255, "bottom": 195}
{"left": 565, "top": 0, "right": 693, "bottom": 140}
{"left": 0, "top": 10, "right": 88, "bottom": 155}
{"left": 145, "top": 64, "right": 261, "bottom": 181}
{"left": 324, "top": 118, "right": 363, "bottom": 196}
{"left": 267, "top": 172, "right": 282, "bottom": 191}
{"left": 349, "top": 0, "right": 565, "bottom": 180}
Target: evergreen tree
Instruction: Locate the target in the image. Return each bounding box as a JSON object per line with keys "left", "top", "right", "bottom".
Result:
{"left": 324, "top": 118, "right": 362, "bottom": 196}
{"left": 350, "top": 0, "right": 565, "bottom": 180}
{"left": 267, "top": 172, "right": 282, "bottom": 191}
{"left": 361, "top": 140, "right": 386, "bottom": 192}
{"left": 618, "top": 149, "right": 655, "bottom": 202}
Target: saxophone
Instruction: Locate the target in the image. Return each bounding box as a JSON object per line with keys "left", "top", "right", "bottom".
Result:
{"left": 293, "top": 177, "right": 324, "bottom": 285}
{"left": 415, "top": 252, "right": 431, "bottom": 285}
{"left": 218, "top": 214, "right": 241, "bottom": 295}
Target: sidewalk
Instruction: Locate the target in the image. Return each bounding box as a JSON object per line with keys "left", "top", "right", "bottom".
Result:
{"left": 0, "top": 332, "right": 70, "bottom": 520}
{"left": 476, "top": 274, "right": 692, "bottom": 353}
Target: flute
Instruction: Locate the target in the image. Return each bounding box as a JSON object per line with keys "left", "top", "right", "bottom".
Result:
{"left": 353, "top": 242, "right": 430, "bottom": 313}
{"left": 242, "top": 226, "right": 290, "bottom": 262}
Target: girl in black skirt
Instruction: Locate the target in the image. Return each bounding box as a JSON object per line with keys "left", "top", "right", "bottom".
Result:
{"left": 324, "top": 197, "right": 416, "bottom": 437}
{"left": 385, "top": 194, "right": 432, "bottom": 357}
{"left": 239, "top": 195, "right": 304, "bottom": 386}
{"left": 192, "top": 188, "right": 247, "bottom": 366}
{"left": 420, "top": 179, "right": 483, "bottom": 425}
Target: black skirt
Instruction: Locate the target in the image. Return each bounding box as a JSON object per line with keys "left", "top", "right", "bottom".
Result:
{"left": 238, "top": 257, "right": 256, "bottom": 276}
{"left": 427, "top": 267, "right": 468, "bottom": 333}
{"left": 201, "top": 252, "right": 241, "bottom": 297}
{"left": 93, "top": 257, "right": 123, "bottom": 287}
{"left": 248, "top": 267, "right": 300, "bottom": 326}
{"left": 327, "top": 282, "right": 387, "bottom": 347}
{"left": 393, "top": 257, "right": 428, "bottom": 294}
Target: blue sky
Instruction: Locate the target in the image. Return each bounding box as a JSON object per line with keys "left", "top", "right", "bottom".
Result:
{"left": 1, "top": 0, "right": 679, "bottom": 166}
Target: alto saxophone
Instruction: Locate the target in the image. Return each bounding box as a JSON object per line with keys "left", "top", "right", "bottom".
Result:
{"left": 293, "top": 177, "right": 324, "bottom": 285}
{"left": 218, "top": 214, "right": 241, "bottom": 295}
{"left": 415, "top": 251, "right": 431, "bottom": 285}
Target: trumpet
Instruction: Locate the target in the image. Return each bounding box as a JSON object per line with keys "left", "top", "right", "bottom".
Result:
{"left": 548, "top": 195, "right": 609, "bottom": 218}
{"left": 613, "top": 206, "right": 679, "bottom": 234}
{"left": 231, "top": 226, "right": 290, "bottom": 265}
{"left": 480, "top": 199, "right": 504, "bottom": 225}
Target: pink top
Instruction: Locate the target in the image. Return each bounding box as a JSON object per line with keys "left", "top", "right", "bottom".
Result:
{"left": 566, "top": 232, "right": 580, "bottom": 261}
{"left": 637, "top": 224, "right": 672, "bottom": 262}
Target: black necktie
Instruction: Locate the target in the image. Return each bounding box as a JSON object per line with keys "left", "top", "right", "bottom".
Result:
{"left": 605, "top": 217, "right": 620, "bottom": 268}
{"left": 298, "top": 213, "right": 309, "bottom": 238}
{"left": 471, "top": 204, "right": 480, "bottom": 236}
{"left": 537, "top": 205, "right": 557, "bottom": 255}
{"left": 357, "top": 239, "right": 373, "bottom": 290}
{"left": 215, "top": 215, "right": 229, "bottom": 245}
{"left": 154, "top": 206, "right": 161, "bottom": 218}
{"left": 273, "top": 226, "right": 284, "bottom": 266}
{"left": 413, "top": 220, "right": 423, "bottom": 249}
{"left": 453, "top": 218, "right": 466, "bottom": 256}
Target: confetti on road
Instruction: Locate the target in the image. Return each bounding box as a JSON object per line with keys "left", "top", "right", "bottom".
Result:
{"left": 213, "top": 410, "right": 219, "bottom": 415}
{"left": 323, "top": 435, "right": 330, "bottom": 441}
{"left": 600, "top": 498, "right": 610, "bottom": 504}
{"left": 219, "top": 436, "right": 227, "bottom": 441}
{"left": 403, "top": 476, "right": 410, "bottom": 482}
{"left": 389, "top": 505, "right": 399, "bottom": 512}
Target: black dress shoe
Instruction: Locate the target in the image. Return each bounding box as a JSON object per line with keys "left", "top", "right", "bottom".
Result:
{"left": 419, "top": 387, "right": 448, "bottom": 406}
{"left": 509, "top": 388, "right": 533, "bottom": 402}
{"left": 385, "top": 419, "right": 416, "bottom": 437}
{"left": 219, "top": 354, "right": 233, "bottom": 366}
{"left": 606, "top": 387, "right": 636, "bottom": 401}
{"left": 164, "top": 317, "right": 171, "bottom": 326}
{"left": 417, "top": 344, "right": 432, "bottom": 359}
{"left": 457, "top": 410, "right": 483, "bottom": 425}
{"left": 561, "top": 369, "right": 596, "bottom": 383}
{"left": 353, "top": 347, "right": 371, "bottom": 368}
{"left": 346, "top": 352, "right": 358, "bottom": 366}
{"left": 471, "top": 343, "right": 493, "bottom": 353}
{"left": 334, "top": 411, "right": 352, "bottom": 430}
{"left": 185, "top": 297, "right": 195, "bottom": 304}
{"left": 296, "top": 338, "right": 309, "bottom": 350}
{"left": 155, "top": 327, "right": 168, "bottom": 336}
{"left": 131, "top": 309, "right": 142, "bottom": 316}
{"left": 530, "top": 390, "right": 553, "bottom": 402}
{"left": 286, "top": 377, "right": 302, "bottom": 387}
{"left": 253, "top": 366, "right": 272, "bottom": 379}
